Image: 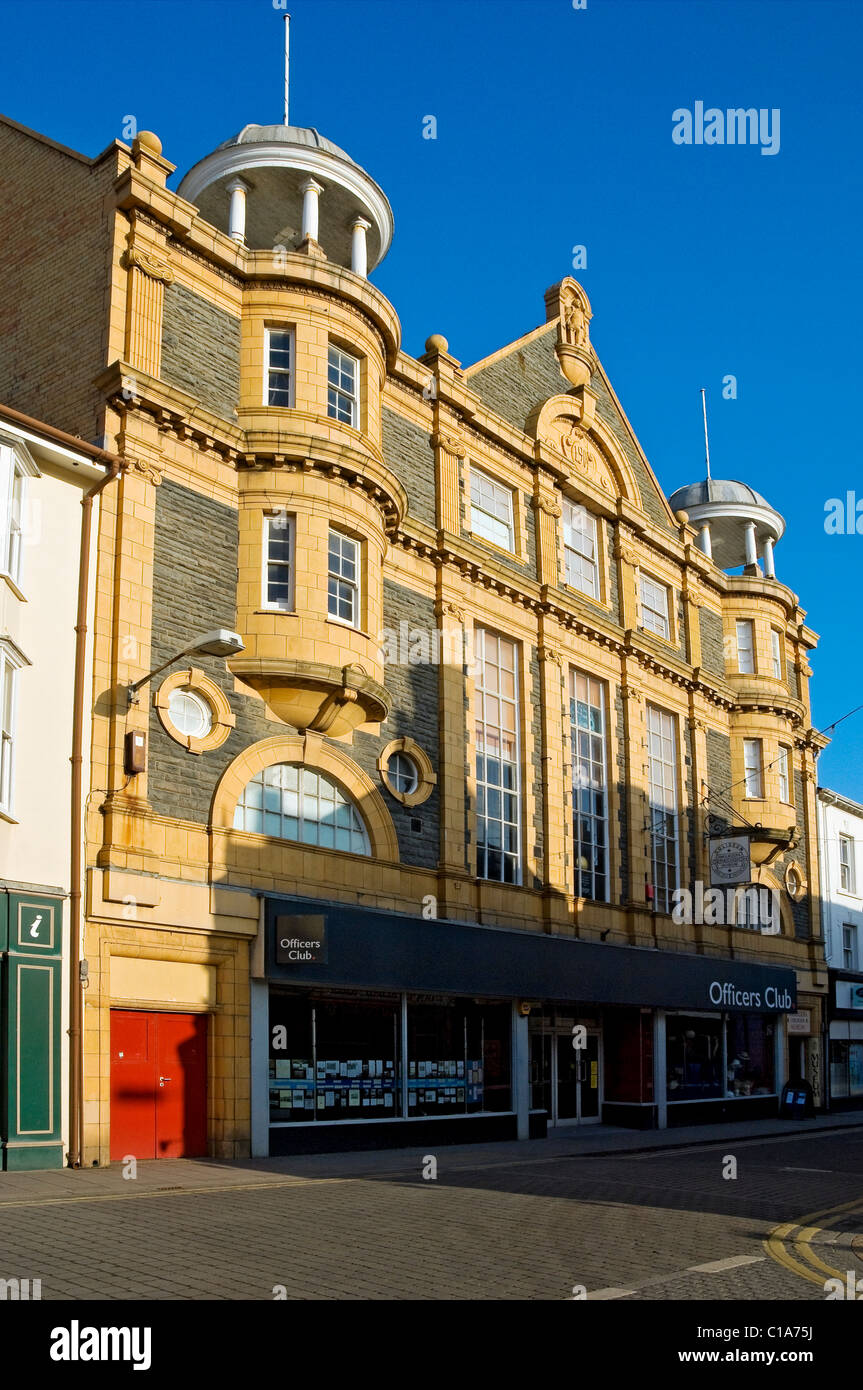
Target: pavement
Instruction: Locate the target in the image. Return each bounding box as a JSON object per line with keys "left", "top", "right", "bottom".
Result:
{"left": 1, "top": 1112, "right": 862, "bottom": 1300}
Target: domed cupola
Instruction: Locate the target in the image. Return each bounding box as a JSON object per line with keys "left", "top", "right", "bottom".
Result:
{"left": 176, "top": 28, "right": 393, "bottom": 276}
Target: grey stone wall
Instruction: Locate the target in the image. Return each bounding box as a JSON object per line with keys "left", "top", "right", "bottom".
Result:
{"left": 468, "top": 328, "right": 565, "bottom": 431}
{"left": 351, "top": 580, "right": 440, "bottom": 869}
{"left": 699, "top": 608, "right": 726, "bottom": 678}
{"left": 381, "top": 406, "right": 435, "bottom": 527}
{"left": 787, "top": 658, "right": 801, "bottom": 701}
{"left": 705, "top": 730, "right": 733, "bottom": 834}
{"left": 161, "top": 283, "right": 241, "bottom": 421}
{"left": 606, "top": 521, "right": 620, "bottom": 622}
{"left": 147, "top": 483, "right": 440, "bottom": 870}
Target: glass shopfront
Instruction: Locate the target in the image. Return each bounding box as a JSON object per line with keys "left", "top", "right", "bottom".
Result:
{"left": 666, "top": 1012, "right": 776, "bottom": 1103}
{"left": 830, "top": 1039, "right": 863, "bottom": 1099}
{"left": 268, "top": 988, "right": 511, "bottom": 1124}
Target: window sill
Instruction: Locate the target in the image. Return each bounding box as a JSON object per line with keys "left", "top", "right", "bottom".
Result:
{"left": 0, "top": 572, "right": 26, "bottom": 602}
{"left": 0, "top": 806, "right": 18, "bottom": 824}
{"left": 255, "top": 608, "right": 299, "bottom": 617}
{"left": 466, "top": 530, "right": 521, "bottom": 564}
{"left": 325, "top": 616, "right": 368, "bottom": 637}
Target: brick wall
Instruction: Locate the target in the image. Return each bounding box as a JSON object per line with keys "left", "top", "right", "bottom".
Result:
{"left": 161, "top": 283, "right": 241, "bottom": 421}
{"left": 0, "top": 118, "right": 118, "bottom": 442}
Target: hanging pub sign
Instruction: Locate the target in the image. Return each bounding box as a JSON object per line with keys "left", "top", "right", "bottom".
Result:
{"left": 275, "top": 915, "right": 328, "bottom": 965}
{"left": 709, "top": 834, "right": 752, "bottom": 886}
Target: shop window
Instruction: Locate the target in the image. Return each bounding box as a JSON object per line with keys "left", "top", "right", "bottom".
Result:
{"left": 268, "top": 993, "right": 400, "bottom": 1123}
{"left": 563, "top": 501, "right": 599, "bottom": 598}
{"left": 829, "top": 1039, "right": 863, "bottom": 1099}
{"left": 233, "top": 764, "right": 371, "bottom": 855}
{"left": 474, "top": 629, "right": 521, "bottom": 884}
{"left": 726, "top": 1015, "right": 775, "bottom": 1096}
{"left": 570, "top": 668, "right": 608, "bottom": 901}
{"left": 647, "top": 704, "right": 678, "bottom": 913}
{"left": 407, "top": 999, "right": 511, "bottom": 1117}
{"left": 666, "top": 1016, "right": 723, "bottom": 1101}
{"left": 265, "top": 328, "right": 294, "bottom": 406}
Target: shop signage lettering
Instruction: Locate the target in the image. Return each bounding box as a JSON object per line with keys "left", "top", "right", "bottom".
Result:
{"left": 708, "top": 980, "right": 793, "bottom": 1011}
{"left": 275, "top": 915, "right": 327, "bottom": 964}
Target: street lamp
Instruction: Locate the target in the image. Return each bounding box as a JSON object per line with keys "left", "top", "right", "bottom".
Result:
{"left": 126, "top": 629, "right": 245, "bottom": 705}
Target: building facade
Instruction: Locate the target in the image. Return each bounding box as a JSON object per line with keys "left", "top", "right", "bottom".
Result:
{"left": 817, "top": 788, "right": 863, "bottom": 1110}
{"left": 0, "top": 104, "right": 827, "bottom": 1165}
{"left": 0, "top": 404, "right": 110, "bottom": 1168}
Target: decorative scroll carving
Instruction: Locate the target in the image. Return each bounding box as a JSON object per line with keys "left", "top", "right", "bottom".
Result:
{"left": 123, "top": 247, "right": 175, "bottom": 283}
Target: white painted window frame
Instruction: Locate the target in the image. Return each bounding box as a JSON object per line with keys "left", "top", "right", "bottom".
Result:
{"left": 469, "top": 465, "right": 515, "bottom": 553}
{"left": 327, "top": 526, "right": 361, "bottom": 628}
{"left": 743, "top": 738, "right": 764, "bottom": 799}
{"left": 264, "top": 327, "right": 295, "bottom": 407}
{"left": 736, "top": 619, "right": 756, "bottom": 675}
{"left": 261, "top": 513, "right": 295, "bottom": 612}
{"left": 327, "top": 344, "right": 360, "bottom": 428}
{"left": 639, "top": 572, "right": 671, "bottom": 640}
{"left": 563, "top": 501, "right": 599, "bottom": 598}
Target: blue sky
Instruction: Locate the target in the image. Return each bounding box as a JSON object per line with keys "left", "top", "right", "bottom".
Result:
{"left": 2, "top": 0, "right": 861, "bottom": 795}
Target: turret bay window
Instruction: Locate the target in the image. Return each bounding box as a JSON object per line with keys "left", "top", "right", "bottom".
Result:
{"left": 475, "top": 629, "right": 521, "bottom": 884}
{"left": 563, "top": 501, "right": 599, "bottom": 598}
{"left": 743, "top": 739, "right": 763, "bottom": 798}
{"left": 263, "top": 514, "right": 294, "bottom": 610}
{"left": 778, "top": 745, "right": 791, "bottom": 804}
{"left": 327, "top": 345, "right": 359, "bottom": 426}
{"left": 771, "top": 628, "right": 784, "bottom": 680}
{"left": 736, "top": 619, "right": 755, "bottom": 675}
{"left": 233, "top": 764, "right": 371, "bottom": 854}
{"left": 327, "top": 528, "right": 360, "bottom": 626}
{"left": 647, "top": 704, "right": 679, "bottom": 913}
{"left": 570, "top": 669, "right": 608, "bottom": 900}
{"left": 265, "top": 328, "right": 294, "bottom": 406}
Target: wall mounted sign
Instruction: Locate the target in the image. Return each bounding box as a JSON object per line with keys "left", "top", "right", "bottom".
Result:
{"left": 787, "top": 1010, "right": 812, "bottom": 1035}
{"left": 275, "top": 916, "right": 327, "bottom": 965}
{"left": 709, "top": 835, "right": 751, "bottom": 886}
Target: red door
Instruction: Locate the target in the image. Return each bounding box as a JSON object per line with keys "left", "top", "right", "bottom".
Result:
{"left": 110, "top": 1011, "right": 208, "bottom": 1161}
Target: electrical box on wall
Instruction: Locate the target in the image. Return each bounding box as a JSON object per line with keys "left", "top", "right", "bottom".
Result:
{"left": 124, "top": 730, "right": 147, "bottom": 775}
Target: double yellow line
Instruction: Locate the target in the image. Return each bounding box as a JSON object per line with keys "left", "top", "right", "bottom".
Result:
{"left": 765, "top": 1195, "right": 863, "bottom": 1289}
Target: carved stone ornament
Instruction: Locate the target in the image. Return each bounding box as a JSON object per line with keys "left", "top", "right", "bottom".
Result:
{"left": 539, "top": 645, "right": 563, "bottom": 665}
{"left": 123, "top": 247, "right": 175, "bottom": 284}
{"left": 549, "top": 422, "right": 614, "bottom": 494}
{"left": 436, "top": 600, "right": 466, "bottom": 624}
{"left": 124, "top": 456, "right": 163, "bottom": 487}
{"left": 534, "top": 495, "right": 562, "bottom": 518}
{"left": 621, "top": 684, "right": 643, "bottom": 702}
{"left": 431, "top": 432, "right": 466, "bottom": 459}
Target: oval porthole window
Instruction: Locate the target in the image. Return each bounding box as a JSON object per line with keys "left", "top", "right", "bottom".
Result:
{"left": 167, "top": 687, "right": 213, "bottom": 739}
{"left": 386, "top": 751, "right": 419, "bottom": 796}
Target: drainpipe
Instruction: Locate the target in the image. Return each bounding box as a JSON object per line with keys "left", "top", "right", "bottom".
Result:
{"left": 68, "top": 447, "right": 124, "bottom": 1167}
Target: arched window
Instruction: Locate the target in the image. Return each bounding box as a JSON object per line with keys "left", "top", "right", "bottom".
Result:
{"left": 233, "top": 763, "right": 371, "bottom": 855}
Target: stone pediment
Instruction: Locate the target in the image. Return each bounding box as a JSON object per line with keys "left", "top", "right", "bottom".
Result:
{"left": 526, "top": 393, "right": 641, "bottom": 508}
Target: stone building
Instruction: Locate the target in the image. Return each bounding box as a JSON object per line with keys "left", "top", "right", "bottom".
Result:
{"left": 0, "top": 100, "right": 826, "bottom": 1165}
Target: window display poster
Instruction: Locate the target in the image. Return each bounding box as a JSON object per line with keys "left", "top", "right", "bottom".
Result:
{"left": 349, "top": 1088, "right": 360, "bottom": 1107}
{"left": 346, "top": 1060, "right": 362, "bottom": 1079}
{"left": 275, "top": 1060, "right": 291, "bottom": 1080}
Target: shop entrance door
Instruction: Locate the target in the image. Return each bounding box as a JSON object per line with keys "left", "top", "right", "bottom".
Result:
{"left": 531, "top": 1027, "right": 601, "bottom": 1125}
{"left": 110, "top": 1010, "right": 208, "bottom": 1161}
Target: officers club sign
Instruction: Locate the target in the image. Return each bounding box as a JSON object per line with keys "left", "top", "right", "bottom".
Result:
{"left": 275, "top": 915, "right": 327, "bottom": 965}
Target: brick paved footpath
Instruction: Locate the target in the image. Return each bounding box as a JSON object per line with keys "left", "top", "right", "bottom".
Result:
{"left": 0, "top": 1114, "right": 860, "bottom": 1300}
